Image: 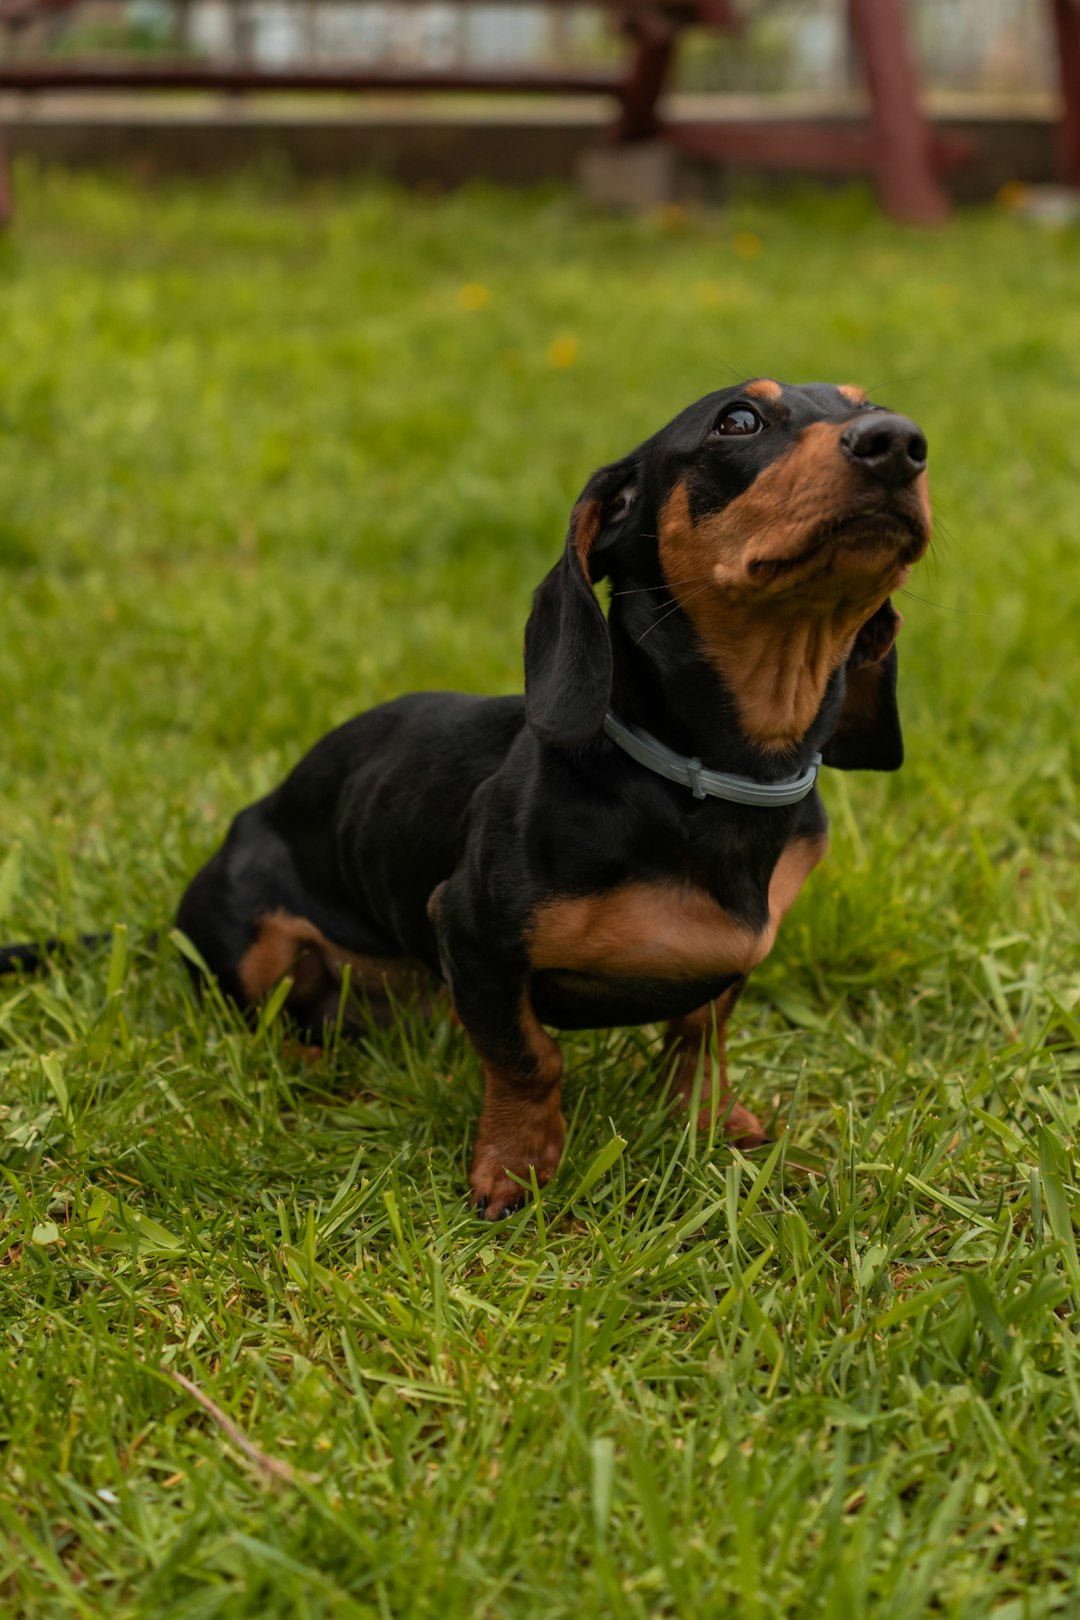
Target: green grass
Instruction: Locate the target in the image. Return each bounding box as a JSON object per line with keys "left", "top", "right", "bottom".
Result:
{"left": 2, "top": 166, "right": 1080, "bottom": 1618}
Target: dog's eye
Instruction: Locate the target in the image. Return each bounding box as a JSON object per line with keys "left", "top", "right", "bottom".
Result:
{"left": 712, "top": 406, "right": 763, "bottom": 437}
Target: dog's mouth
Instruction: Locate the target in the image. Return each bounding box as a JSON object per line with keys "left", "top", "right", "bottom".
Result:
{"left": 745, "top": 508, "right": 928, "bottom": 581}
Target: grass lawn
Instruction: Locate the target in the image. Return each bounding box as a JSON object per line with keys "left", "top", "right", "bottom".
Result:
{"left": 1, "top": 166, "right": 1080, "bottom": 1618}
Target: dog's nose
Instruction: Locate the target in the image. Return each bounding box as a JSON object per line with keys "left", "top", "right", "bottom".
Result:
{"left": 841, "top": 413, "right": 927, "bottom": 487}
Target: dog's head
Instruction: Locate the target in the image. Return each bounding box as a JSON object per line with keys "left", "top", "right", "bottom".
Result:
{"left": 524, "top": 380, "right": 931, "bottom": 768}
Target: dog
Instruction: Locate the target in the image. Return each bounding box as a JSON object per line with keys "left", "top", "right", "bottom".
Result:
{"left": 167, "top": 379, "right": 931, "bottom": 1218}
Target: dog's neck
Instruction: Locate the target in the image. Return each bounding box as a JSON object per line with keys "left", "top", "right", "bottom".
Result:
{"left": 607, "top": 596, "right": 841, "bottom": 783}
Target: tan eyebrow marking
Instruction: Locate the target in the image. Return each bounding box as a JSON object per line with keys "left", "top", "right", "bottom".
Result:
{"left": 744, "top": 378, "right": 783, "bottom": 403}
{"left": 838, "top": 384, "right": 868, "bottom": 405}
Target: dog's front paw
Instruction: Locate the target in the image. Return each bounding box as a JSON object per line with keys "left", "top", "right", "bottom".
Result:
{"left": 469, "top": 1098, "right": 566, "bottom": 1220}
{"left": 669, "top": 1052, "right": 770, "bottom": 1148}
{"left": 719, "top": 1097, "right": 771, "bottom": 1150}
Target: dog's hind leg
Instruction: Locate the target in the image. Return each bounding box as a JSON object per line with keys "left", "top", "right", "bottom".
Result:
{"left": 236, "top": 909, "right": 437, "bottom": 1036}
{"left": 176, "top": 807, "right": 437, "bottom": 1040}
{"left": 663, "top": 977, "right": 768, "bottom": 1147}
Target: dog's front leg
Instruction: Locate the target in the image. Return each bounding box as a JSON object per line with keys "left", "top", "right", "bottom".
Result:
{"left": 465, "top": 992, "right": 565, "bottom": 1220}
{"left": 664, "top": 977, "right": 769, "bottom": 1148}
{"left": 430, "top": 884, "right": 565, "bottom": 1219}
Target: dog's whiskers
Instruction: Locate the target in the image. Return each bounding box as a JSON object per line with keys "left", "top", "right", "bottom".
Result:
{"left": 611, "top": 574, "right": 714, "bottom": 598}
{"left": 633, "top": 580, "right": 716, "bottom": 647}
{"left": 897, "top": 585, "right": 986, "bottom": 618}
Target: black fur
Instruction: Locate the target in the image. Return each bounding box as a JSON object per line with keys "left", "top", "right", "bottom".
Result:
{"left": 6, "top": 380, "right": 931, "bottom": 1218}
{"left": 0, "top": 934, "right": 114, "bottom": 974}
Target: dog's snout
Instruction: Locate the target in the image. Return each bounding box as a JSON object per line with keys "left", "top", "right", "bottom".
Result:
{"left": 841, "top": 413, "right": 927, "bottom": 487}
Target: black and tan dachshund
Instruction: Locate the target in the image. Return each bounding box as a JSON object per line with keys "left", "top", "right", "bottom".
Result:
{"left": 169, "top": 379, "right": 930, "bottom": 1216}
{"left": 2, "top": 380, "right": 929, "bottom": 1216}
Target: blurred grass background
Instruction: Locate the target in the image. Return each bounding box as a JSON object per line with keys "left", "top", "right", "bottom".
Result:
{"left": 1, "top": 168, "right": 1079, "bottom": 1616}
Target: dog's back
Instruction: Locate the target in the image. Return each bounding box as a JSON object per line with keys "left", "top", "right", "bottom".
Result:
{"left": 175, "top": 690, "right": 525, "bottom": 1014}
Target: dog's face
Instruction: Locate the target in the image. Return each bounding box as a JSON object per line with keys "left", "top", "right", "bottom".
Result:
{"left": 525, "top": 381, "right": 931, "bottom": 763}
{"left": 652, "top": 380, "right": 930, "bottom": 605}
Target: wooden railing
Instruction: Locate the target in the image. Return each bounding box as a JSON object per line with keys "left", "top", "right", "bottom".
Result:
{"left": 0, "top": 0, "right": 969, "bottom": 225}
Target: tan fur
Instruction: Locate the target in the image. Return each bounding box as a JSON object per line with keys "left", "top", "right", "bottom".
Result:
{"left": 664, "top": 980, "right": 765, "bottom": 1144}
{"left": 769, "top": 831, "right": 829, "bottom": 923}
{"left": 571, "top": 496, "right": 601, "bottom": 574}
{"left": 238, "top": 909, "right": 431, "bottom": 1007}
{"left": 528, "top": 834, "right": 828, "bottom": 982}
{"left": 659, "top": 837, "right": 828, "bottom": 1144}
{"left": 838, "top": 383, "right": 868, "bottom": 405}
{"left": 658, "top": 421, "right": 930, "bottom": 749}
{"left": 470, "top": 993, "right": 566, "bottom": 1211}
{"left": 745, "top": 378, "right": 783, "bottom": 403}
{"left": 530, "top": 883, "right": 765, "bottom": 979}
{"left": 508, "top": 991, "right": 564, "bottom": 1091}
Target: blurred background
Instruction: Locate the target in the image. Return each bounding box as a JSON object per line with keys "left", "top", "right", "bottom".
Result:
{"left": 1, "top": 0, "right": 1079, "bottom": 218}
{"left": 3, "top": 11, "right": 1080, "bottom": 1611}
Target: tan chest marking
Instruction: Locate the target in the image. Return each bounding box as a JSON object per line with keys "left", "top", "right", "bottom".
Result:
{"left": 528, "top": 834, "right": 828, "bottom": 981}
{"left": 658, "top": 423, "right": 928, "bottom": 751}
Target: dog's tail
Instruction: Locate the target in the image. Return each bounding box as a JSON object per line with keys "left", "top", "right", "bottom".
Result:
{"left": 0, "top": 933, "right": 124, "bottom": 975}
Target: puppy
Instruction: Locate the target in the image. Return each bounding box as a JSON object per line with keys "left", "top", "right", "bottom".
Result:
{"left": 177, "top": 380, "right": 930, "bottom": 1217}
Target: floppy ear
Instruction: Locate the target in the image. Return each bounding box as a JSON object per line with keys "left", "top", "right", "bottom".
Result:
{"left": 822, "top": 598, "right": 904, "bottom": 771}
{"left": 524, "top": 458, "right": 637, "bottom": 748}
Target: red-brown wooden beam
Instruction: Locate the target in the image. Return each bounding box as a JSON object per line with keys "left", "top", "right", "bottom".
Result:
{"left": 613, "top": 17, "right": 677, "bottom": 142}
{"left": 612, "top": 0, "right": 741, "bottom": 143}
{"left": 847, "top": 0, "right": 949, "bottom": 224}
{"left": 0, "top": 0, "right": 77, "bottom": 19}
{"left": 1051, "top": 0, "right": 1080, "bottom": 187}
{"left": 671, "top": 121, "right": 972, "bottom": 176}
{"left": 0, "top": 61, "right": 625, "bottom": 93}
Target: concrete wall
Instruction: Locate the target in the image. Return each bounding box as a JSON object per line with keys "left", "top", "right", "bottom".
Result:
{"left": 0, "top": 97, "right": 1063, "bottom": 202}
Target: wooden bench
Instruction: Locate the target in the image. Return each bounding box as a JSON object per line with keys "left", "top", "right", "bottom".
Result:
{"left": 0, "top": 0, "right": 964, "bottom": 227}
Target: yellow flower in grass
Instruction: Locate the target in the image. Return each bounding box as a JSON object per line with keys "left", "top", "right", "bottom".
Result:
{"left": 654, "top": 203, "right": 688, "bottom": 234}
{"left": 457, "top": 282, "right": 491, "bottom": 311}
{"left": 732, "top": 230, "right": 763, "bottom": 260}
{"left": 694, "top": 280, "right": 726, "bottom": 308}
{"left": 995, "top": 181, "right": 1029, "bottom": 211}
{"left": 547, "top": 334, "right": 580, "bottom": 369}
